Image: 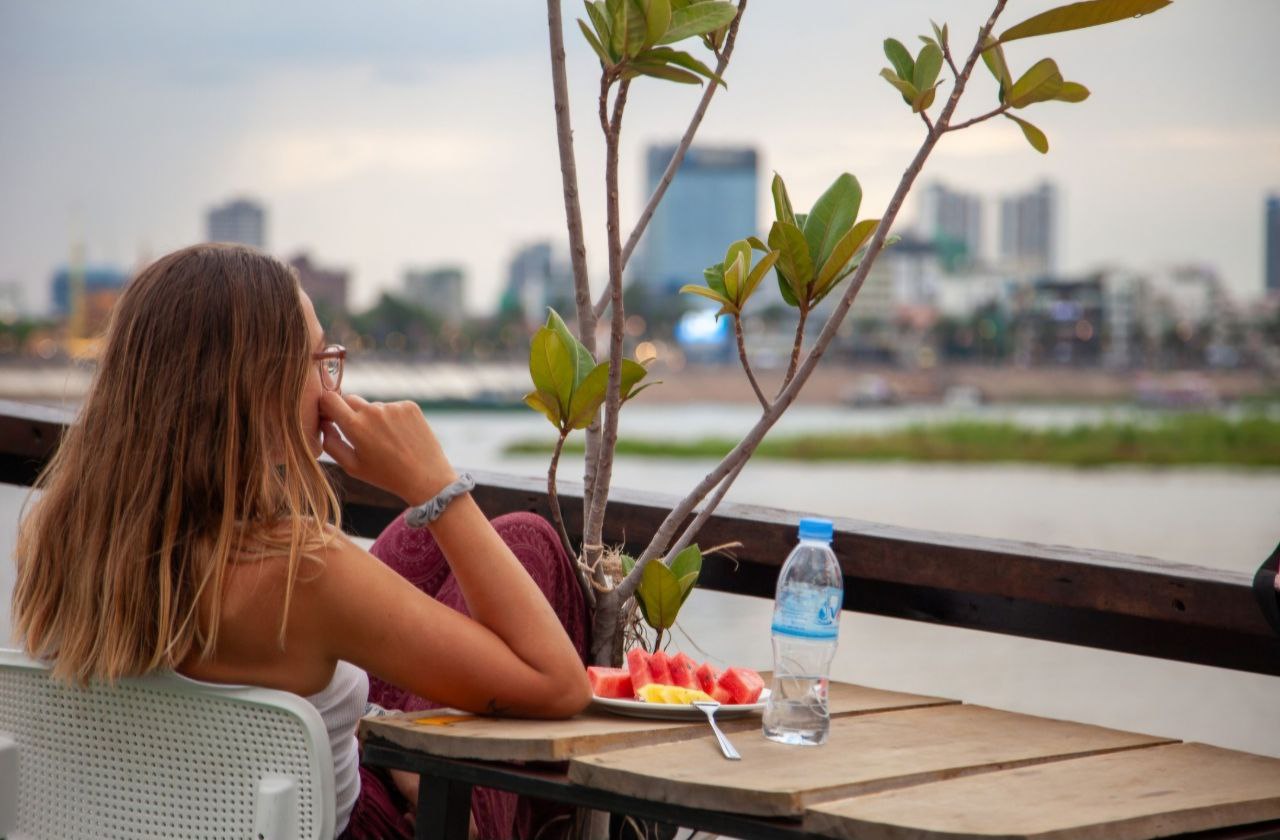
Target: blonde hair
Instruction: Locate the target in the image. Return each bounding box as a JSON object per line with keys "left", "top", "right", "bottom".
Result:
{"left": 13, "top": 243, "right": 340, "bottom": 683}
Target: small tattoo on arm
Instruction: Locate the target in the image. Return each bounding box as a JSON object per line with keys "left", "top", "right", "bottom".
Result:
{"left": 485, "top": 698, "right": 511, "bottom": 716}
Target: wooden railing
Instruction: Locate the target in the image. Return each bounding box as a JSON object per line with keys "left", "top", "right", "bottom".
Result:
{"left": 1, "top": 399, "right": 1276, "bottom": 676}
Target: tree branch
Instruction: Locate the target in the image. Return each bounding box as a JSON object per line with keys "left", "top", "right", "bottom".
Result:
{"left": 920, "top": 110, "right": 935, "bottom": 135}
{"left": 942, "top": 36, "right": 961, "bottom": 79}
{"left": 545, "top": 0, "right": 601, "bottom": 530}
{"left": 617, "top": 0, "right": 1010, "bottom": 602}
{"left": 593, "top": 0, "right": 749, "bottom": 320}
{"left": 548, "top": 431, "right": 595, "bottom": 609}
{"left": 945, "top": 103, "right": 1010, "bottom": 133}
{"left": 663, "top": 458, "right": 748, "bottom": 563}
{"left": 582, "top": 77, "right": 631, "bottom": 575}
{"left": 777, "top": 303, "right": 809, "bottom": 396}
{"left": 734, "top": 316, "right": 769, "bottom": 410}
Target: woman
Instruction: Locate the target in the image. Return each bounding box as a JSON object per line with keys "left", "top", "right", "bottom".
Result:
{"left": 12, "top": 243, "right": 592, "bottom": 838}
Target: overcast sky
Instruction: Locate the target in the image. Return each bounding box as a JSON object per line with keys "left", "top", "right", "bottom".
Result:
{"left": 2, "top": 1, "right": 1278, "bottom": 315}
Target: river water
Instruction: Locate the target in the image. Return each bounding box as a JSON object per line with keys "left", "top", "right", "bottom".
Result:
{"left": 2, "top": 402, "right": 1277, "bottom": 756}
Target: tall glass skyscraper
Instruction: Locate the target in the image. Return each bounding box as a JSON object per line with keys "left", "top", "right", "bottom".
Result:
{"left": 632, "top": 144, "right": 758, "bottom": 296}
{"left": 206, "top": 198, "right": 266, "bottom": 250}
{"left": 999, "top": 182, "right": 1056, "bottom": 278}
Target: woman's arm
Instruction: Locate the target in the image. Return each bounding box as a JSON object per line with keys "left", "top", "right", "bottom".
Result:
{"left": 309, "top": 392, "right": 591, "bottom": 717}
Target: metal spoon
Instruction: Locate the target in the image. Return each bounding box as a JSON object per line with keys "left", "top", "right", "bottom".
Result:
{"left": 692, "top": 700, "right": 741, "bottom": 760}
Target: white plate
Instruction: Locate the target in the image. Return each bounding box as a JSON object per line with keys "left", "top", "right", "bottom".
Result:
{"left": 592, "top": 689, "right": 770, "bottom": 721}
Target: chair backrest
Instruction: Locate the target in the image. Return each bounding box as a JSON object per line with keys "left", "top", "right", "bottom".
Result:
{"left": 0, "top": 648, "right": 335, "bottom": 840}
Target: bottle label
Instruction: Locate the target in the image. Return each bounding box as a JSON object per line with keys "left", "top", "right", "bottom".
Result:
{"left": 772, "top": 585, "right": 842, "bottom": 639}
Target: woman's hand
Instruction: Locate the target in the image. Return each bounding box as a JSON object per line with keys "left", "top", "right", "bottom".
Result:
{"left": 318, "top": 391, "right": 457, "bottom": 505}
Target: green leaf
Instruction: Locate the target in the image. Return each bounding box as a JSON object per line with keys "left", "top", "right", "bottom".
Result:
{"left": 640, "top": 47, "right": 724, "bottom": 86}
{"left": 913, "top": 43, "right": 943, "bottom": 92}
{"left": 1006, "top": 113, "right": 1049, "bottom": 153}
{"left": 546, "top": 308, "right": 594, "bottom": 388}
{"left": 702, "top": 263, "right": 728, "bottom": 297}
{"left": 880, "top": 67, "right": 919, "bottom": 106}
{"left": 620, "top": 554, "right": 636, "bottom": 576}
{"left": 619, "top": 358, "right": 650, "bottom": 401}
{"left": 723, "top": 239, "right": 752, "bottom": 276}
{"left": 608, "top": 0, "right": 628, "bottom": 57}
{"left": 586, "top": 1, "right": 616, "bottom": 60}
{"left": 776, "top": 271, "right": 799, "bottom": 307}
{"left": 1054, "top": 81, "right": 1091, "bottom": 102}
{"left": 883, "top": 38, "right": 915, "bottom": 82}
{"left": 1008, "top": 58, "right": 1063, "bottom": 108}
{"left": 623, "top": 0, "right": 649, "bottom": 57}
{"left": 627, "top": 60, "right": 703, "bottom": 84}
{"left": 643, "top": 0, "right": 671, "bottom": 49}
{"left": 565, "top": 362, "right": 609, "bottom": 429}
{"left": 578, "top": 19, "right": 614, "bottom": 67}
{"left": 668, "top": 544, "right": 702, "bottom": 606}
{"left": 529, "top": 326, "right": 576, "bottom": 413}
{"left": 913, "top": 84, "right": 937, "bottom": 113}
{"left": 635, "top": 558, "right": 684, "bottom": 630}
{"left": 523, "top": 389, "right": 563, "bottom": 428}
{"left": 746, "top": 235, "right": 770, "bottom": 252}
{"left": 680, "top": 283, "right": 732, "bottom": 312}
{"left": 931, "top": 19, "right": 948, "bottom": 50}
{"left": 803, "top": 173, "right": 862, "bottom": 273}
{"left": 741, "top": 249, "right": 780, "bottom": 305}
{"left": 771, "top": 173, "right": 796, "bottom": 227}
{"left": 768, "top": 220, "right": 813, "bottom": 303}
{"left": 817, "top": 218, "right": 878, "bottom": 291}
{"left": 794, "top": 212, "right": 807, "bottom": 229}
{"left": 723, "top": 251, "right": 745, "bottom": 301}
{"left": 980, "top": 36, "right": 1013, "bottom": 100}
{"left": 1000, "top": 0, "right": 1172, "bottom": 44}
{"left": 656, "top": 1, "right": 736, "bottom": 45}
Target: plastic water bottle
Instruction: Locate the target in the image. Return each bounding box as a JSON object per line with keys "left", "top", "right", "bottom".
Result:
{"left": 762, "top": 517, "right": 843, "bottom": 746}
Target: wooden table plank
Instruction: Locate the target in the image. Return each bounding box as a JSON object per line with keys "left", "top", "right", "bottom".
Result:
{"left": 359, "top": 682, "right": 953, "bottom": 763}
{"left": 804, "top": 742, "right": 1280, "bottom": 840}
{"left": 568, "top": 704, "right": 1175, "bottom": 818}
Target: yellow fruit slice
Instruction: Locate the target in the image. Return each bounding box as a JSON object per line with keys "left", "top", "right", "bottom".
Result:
{"left": 636, "top": 684, "right": 714, "bottom": 705}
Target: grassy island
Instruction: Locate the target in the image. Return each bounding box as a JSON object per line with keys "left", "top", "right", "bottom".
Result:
{"left": 504, "top": 413, "right": 1280, "bottom": 468}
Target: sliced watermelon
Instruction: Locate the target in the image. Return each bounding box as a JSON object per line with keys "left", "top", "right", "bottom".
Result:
{"left": 694, "top": 661, "right": 721, "bottom": 695}
{"left": 668, "top": 652, "right": 697, "bottom": 689}
{"left": 587, "top": 666, "right": 634, "bottom": 699}
{"left": 716, "top": 667, "right": 765, "bottom": 705}
{"left": 648, "top": 651, "right": 675, "bottom": 686}
{"left": 710, "top": 685, "right": 734, "bottom": 705}
{"left": 626, "top": 648, "right": 656, "bottom": 694}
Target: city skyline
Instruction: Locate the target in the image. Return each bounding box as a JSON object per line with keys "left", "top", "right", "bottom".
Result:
{"left": 3, "top": 1, "right": 1279, "bottom": 315}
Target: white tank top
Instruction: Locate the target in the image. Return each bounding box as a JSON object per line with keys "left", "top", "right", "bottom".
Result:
{"left": 304, "top": 660, "right": 369, "bottom": 836}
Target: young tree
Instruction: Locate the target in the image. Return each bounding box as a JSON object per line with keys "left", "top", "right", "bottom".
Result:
{"left": 528, "top": 0, "right": 1172, "bottom": 665}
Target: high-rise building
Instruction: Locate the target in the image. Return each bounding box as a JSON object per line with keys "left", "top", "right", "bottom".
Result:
{"left": 1266, "top": 194, "right": 1280, "bottom": 293}
{"left": 999, "top": 182, "right": 1056, "bottom": 278}
{"left": 919, "top": 182, "right": 982, "bottom": 270}
{"left": 403, "top": 266, "right": 466, "bottom": 325}
{"left": 632, "top": 144, "right": 758, "bottom": 296}
{"left": 206, "top": 198, "right": 266, "bottom": 249}
{"left": 289, "top": 253, "right": 349, "bottom": 319}
{"left": 504, "top": 241, "right": 575, "bottom": 326}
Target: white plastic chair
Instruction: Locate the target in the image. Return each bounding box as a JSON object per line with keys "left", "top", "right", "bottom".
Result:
{"left": 0, "top": 648, "right": 335, "bottom": 840}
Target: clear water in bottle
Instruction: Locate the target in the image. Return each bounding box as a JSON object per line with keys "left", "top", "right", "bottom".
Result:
{"left": 762, "top": 517, "right": 842, "bottom": 746}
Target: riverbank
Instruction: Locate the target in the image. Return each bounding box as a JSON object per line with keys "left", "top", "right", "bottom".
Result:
{"left": 0, "top": 360, "right": 1274, "bottom": 407}
{"left": 507, "top": 412, "right": 1280, "bottom": 467}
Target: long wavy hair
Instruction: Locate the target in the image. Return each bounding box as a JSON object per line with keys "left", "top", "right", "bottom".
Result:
{"left": 13, "top": 243, "right": 340, "bottom": 683}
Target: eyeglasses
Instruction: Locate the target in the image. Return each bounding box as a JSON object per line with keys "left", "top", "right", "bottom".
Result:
{"left": 311, "top": 344, "right": 346, "bottom": 392}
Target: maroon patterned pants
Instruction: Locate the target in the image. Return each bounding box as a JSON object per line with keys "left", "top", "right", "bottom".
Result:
{"left": 342, "top": 511, "right": 588, "bottom": 840}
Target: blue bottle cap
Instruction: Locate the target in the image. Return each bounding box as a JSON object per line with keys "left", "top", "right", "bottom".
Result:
{"left": 798, "top": 517, "right": 834, "bottom": 543}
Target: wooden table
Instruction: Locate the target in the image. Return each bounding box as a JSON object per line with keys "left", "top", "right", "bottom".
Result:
{"left": 359, "top": 680, "right": 1280, "bottom": 840}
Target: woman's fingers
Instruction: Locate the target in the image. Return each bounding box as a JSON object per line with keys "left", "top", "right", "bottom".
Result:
{"left": 319, "top": 390, "right": 359, "bottom": 426}
{"left": 320, "top": 420, "right": 358, "bottom": 472}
